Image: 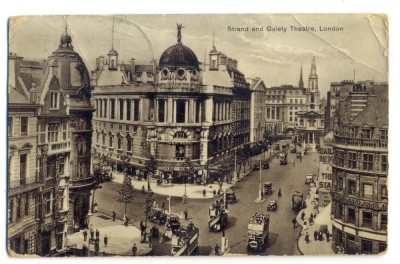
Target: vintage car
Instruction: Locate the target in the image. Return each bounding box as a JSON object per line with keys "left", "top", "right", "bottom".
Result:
{"left": 226, "top": 189, "right": 237, "bottom": 204}
{"left": 267, "top": 200, "right": 278, "bottom": 211}
{"left": 253, "top": 162, "right": 261, "bottom": 170}
{"left": 263, "top": 182, "right": 272, "bottom": 195}
{"left": 262, "top": 161, "right": 269, "bottom": 169}
{"left": 166, "top": 214, "right": 181, "bottom": 235}
{"left": 102, "top": 166, "right": 113, "bottom": 181}
{"left": 305, "top": 174, "right": 314, "bottom": 185}
{"left": 148, "top": 208, "right": 167, "bottom": 225}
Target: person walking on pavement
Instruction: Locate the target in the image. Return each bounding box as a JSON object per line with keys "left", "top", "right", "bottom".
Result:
{"left": 161, "top": 201, "right": 166, "bottom": 214}
{"left": 278, "top": 188, "right": 282, "bottom": 197}
{"left": 213, "top": 189, "right": 216, "bottom": 198}
{"left": 184, "top": 208, "right": 188, "bottom": 221}
{"left": 83, "top": 228, "right": 88, "bottom": 241}
{"left": 292, "top": 216, "right": 297, "bottom": 228}
{"left": 95, "top": 229, "right": 100, "bottom": 239}
{"left": 112, "top": 210, "right": 116, "bottom": 221}
{"left": 305, "top": 232, "right": 310, "bottom": 244}
{"left": 203, "top": 189, "right": 206, "bottom": 197}
{"left": 301, "top": 211, "right": 305, "bottom": 221}
{"left": 214, "top": 244, "right": 220, "bottom": 256}
{"left": 132, "top": 243, "right": 137, "bottom": 256}
{"left": 314, "top": 230, "right": 318, "bottom": 241}
{"left": 82, "top": 244, "right": 88, "bottom": 256}
{"left": 326, "top": 230, "right": 330, "bottom": 242}
{"left": 90, "top": 226, "right": 94, "bottom": 239}
{"left": 310, "top": 213, "right": 314, "bottom": 224}
{"left": 104, "top": 235, "right": 108, "bottom": 247}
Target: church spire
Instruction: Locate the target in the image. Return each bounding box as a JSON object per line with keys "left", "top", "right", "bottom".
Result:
{"left": 111, "top": 17, "right": 115, "bottom": 50}
{"left": 177, "top": 23, "right": 184, "bottom": 43}
{"left": 299, "top": 65, "right": 304, "bottom": 89}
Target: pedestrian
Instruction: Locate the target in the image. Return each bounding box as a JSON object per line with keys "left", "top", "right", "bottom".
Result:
{"left": 161, "top": 201, "right": 166, "bottom": 214}
{"left": 310, "top": 213, "right": 314, "bottom": 224}
{"left": 94, "top": 239, "right": 100, "bottom": 255}
{"left": 217, "top": 189, "right": 221, "bottom": 196}
{"left": 301, "top": 211, "right": 305, "bottom": 221}
{"left": 132, "top": 243, "right": 137, "bottom": 256}
{"left": 184, "top": 208, "right": 188, "bottom": 221}
{"left": 314, "top": 212, "right": 317, "bottom": 219}
{"left": 305, "top": 232, "right": 310, "bottom": 244}
{"left": 90, "top": 227, "right": 94, "bottom": 239}
{"left": 314, "top": 230, "right": 318, "bottom": 241}
{"left": 278, "top": 188, "right": 282, "bottom": 197}
{"left": 326, "top": 230, "right": 330, "bottom": 242}
{"left": 213, "top": 189, "right": 216, "bottom": 197}
{"left": 83, "top": 228, "right": 88, "bottom": 241}
{"left": 112, "top": 210, "right": 116, "bottom": 221}
{"left": 125, "top": 217, "right": 129, "bottom": 227}
{"left": 214, "top": 244, "right": 220, "bottom": 256}
{"left": 203, "top": 189, "right": 206, "bottom": 197}
{"left": 82, "top": 244, "right": 88, "bottom": 256}
{"left": 104, "top": 235, "right": 108, "bottom": 247}
{"left": 292, "top": 216, "right": 297, "bottom": 228}
{"left": 140, "top": 218, "right": 146, "bottom": 233}
{"left": 95, "top": 229, "right": 100, "bottom": 239}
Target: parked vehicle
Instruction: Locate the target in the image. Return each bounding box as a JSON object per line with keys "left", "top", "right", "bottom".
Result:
{"left": 247, "top": 213, "right": 269, "bottom": 252}
{"left": 267, "top": 200, "right": 278, "bottom": 211}
{"left": 262, "top": 161, "right": 269, "bottom": 169}
{"left": 279, "top": 152, "right": 288, "bottom": 165}
{"left": 225, "top": 189, "right": 237, "bottom": 204}
{"left": 305, "top": 174, "right": 314, "bottom": 185}
{"left": 263, "top": 182, "right": 272, "bottom": 195}
{"left": 253, "top": 162, "right": 261, "bottom": 170}
{"left": 148, "top": 208, "right": 167, "bottom": 225}
{"left": 165, "top": 214, "right": 181, "bottom": 235}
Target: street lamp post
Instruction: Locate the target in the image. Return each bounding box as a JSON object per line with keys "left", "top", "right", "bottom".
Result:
{"left": 258, "top": 159, "right": 262, "bottom": 201}
{"left": 86, "top": 211, "right": 92, "bottom": 257}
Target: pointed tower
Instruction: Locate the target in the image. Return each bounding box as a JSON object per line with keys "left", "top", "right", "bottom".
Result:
{"left": 308, "top": 56, "right": 318, "bottom": 91}
{"left": 209, "top": 29, "right": 221, "bottom": 70}
{"left": 299, "top": 66, "right": 304, "bottom": 89}
{"left": 108, "top": 18, "right": 119, "bottom": 70}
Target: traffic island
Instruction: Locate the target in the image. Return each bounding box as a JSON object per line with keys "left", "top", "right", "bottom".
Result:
{"left": 66, "top": 213, "right": 152, "bottom": 256}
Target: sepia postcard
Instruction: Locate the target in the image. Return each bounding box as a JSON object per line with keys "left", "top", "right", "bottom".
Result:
{"left": 7, "top": 14, "right": 388, "bottom": 257}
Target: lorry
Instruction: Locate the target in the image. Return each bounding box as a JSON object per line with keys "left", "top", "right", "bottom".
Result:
{"left": 292, "top": 191, "right": 304, "bottom": 212}
{"left": 247, "top": 213, "right": 270, "bottom": 252}
{"left": 279, "top": 152, "right": 288, "bottom": 165}
{"left": 208, "top": 201, "right": 228, "bottom": 232}
{"left": 171, "top": 225, "right": 200, "bottom": 256}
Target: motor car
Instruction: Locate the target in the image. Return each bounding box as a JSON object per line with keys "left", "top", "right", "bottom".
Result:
{"left": 305, "top": 174, "right": 314, "bottom": 184}
{"left": 263, "top": 182, "right": 272, "bottom": 195}
{"left": 267, "top": 200, "right": 277, "bottom": 211}
{"left": 253, "top": 162, "right": 261, "bottom": 170}
{"left": 262, "top": 161, "right": 269, "bottom": 169}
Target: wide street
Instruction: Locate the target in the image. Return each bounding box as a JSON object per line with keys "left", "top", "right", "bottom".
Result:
{"left": 95, "top": 149, "right": 319, "bottom": 256}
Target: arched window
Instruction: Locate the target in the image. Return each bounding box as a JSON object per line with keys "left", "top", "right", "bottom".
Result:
{"left": 211, "top": 60, "right": 216, "bottom": 69}
{"left": 117, "top": 136, "right": 122, "bottom": 150}
{"left": 109, "top": 135, "right": 113, "bottom": 147}
{"left": 127, "top": 137, "right": 132, "bottom": 152}
{"left": 173, "top": 131, "right": 187, "bottom": 139}
{"left": 102, "top": 134, "right": 106, "bottom": 145}
{"left": 77, "top": 138, "right": 87, "bottom": 155}
{"left": 311, "top": 95, "right": 315, "bottom": 103}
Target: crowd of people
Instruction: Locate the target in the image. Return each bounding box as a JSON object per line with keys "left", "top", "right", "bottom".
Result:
{"left": 249, "top": 213, "right": 269, "bottom": 225}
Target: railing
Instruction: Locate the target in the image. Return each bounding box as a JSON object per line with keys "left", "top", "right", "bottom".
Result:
{"left": 156, "top": 82, "right": 203, "bottom": 93}
{"left": 48, "top": 142, "right": 71, "bottom": 154}
{"left": 334, "top": 135, "right": 388, "bottom": 149}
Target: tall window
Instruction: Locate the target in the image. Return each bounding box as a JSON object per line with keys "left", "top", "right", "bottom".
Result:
{"left": 362, "top": 211, "right": 372, "bottom": 228}
{"left": 176, "top": 100, "right": 186, "bottom": 123}
{"left": 361, "top": 240, "right": 373, "bottom": 254}
{"left": 109, "top": 135, "right": 113, "bottom": 147}
{"left": 102, "top": 134, "right": 106, "bottom": 145}
{"left": 158, "top": 99, "right": 165, "bottom": 123}
{"left": 50, "top": 92, "right": 59, "bottom": 109}
{"left": 16, "top": 196, "right": 21, "bottom": 220}
{"left": 9, "top": 199, "right": 14, "bottom": 223}
{"left": 381, "top": 213, "right": 388, "bottom": 230}
{"left": 348, "top": 152, "right": 357, "bottom": 169}
{"left": 119, "top": 99, "right": 124, "bottom": 120}
{"left": 48, "top": 124, "right": 59, "bottom": 143}
{"left": 363, "top": 183, "right": 373, "bottom": 199}
{"left": 381, "top": 155, "right": 388, "bottom": 172}
{"left": 117, "top": 137, "right": 122, "bottom": 149}
{"left": 348, "top": 207, "right": 355, "bottom": 223}
{"left": 24, "top": 192, "right": 29, "bottom": 216}
{"left": 361, "top": 129, "right": 372, "bottom": 139}
{"left": 8, "top": 117, "right": 13, "bottom": 137}
{"left": 362, "top": 154, "right": 374, "bottom": 171}
{"left": 381, "top": 185, "right": 388, "bottom": 199}
{"left": 337, "top": 151, "right": 344, "bottom": 167}
{"left": 110, "top": 99, "right": 115, "bottom": 119}
{"left": 349, "top": 127, "right": 355, "bottom": 137}
{"left": 103, "top": 100, "right": 108, "bottom": 118}
{"left": 133, "top": 99, "right": 140, "bottom": 121}
{"left": 348, "top": 180, "right": 356, "bottom": 195}
{"left": 20, "top": 117, "right": 28, "bottom": 136}
{"left": 127, "top": 137, "right": 132, "bottom": 152}
{"left": 44, "top": 192, "right": 52, "bottom": 215}
{"left": 19, "top": 154, "right": 27, "bottom": 185}
{"left": 126, "top": 100, "right": 131, "bottom": 120}
{"left": 380, "top": 129, "right": 388, "bottom": 140}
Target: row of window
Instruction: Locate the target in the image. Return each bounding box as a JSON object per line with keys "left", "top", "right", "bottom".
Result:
{"left": 8, "top": 116, "right": 29, "bottom": 137}
{"left": 335, "top": 176, "right": 387, "bottom": 201}
{"left": 38, "top": 121, "right": 69, "bottom": 144}
{"left": 335, "top": 151, "right": 388, "bottom": 172}
{"left": 339, "top": 126, "right": 388, "bottom": 140}
{"left": 335, "top": 203, "right": 387, "bottom": 231}
{"left": 95, "top": 99, "right": 141, "bottom": 121}
{"left": 8, "top": 192, "right": 30, "bottom": 223}
{"left": 97, "top": 133, "right": 134, "bottom": 152}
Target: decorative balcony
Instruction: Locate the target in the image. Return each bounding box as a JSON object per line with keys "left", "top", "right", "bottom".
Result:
{"left": 334, "top": 134, "right": 388, "bottom": 149}
{"left": 156, "top": 82, "right": 203, "bottom": 93}
{"left": 48, "top": 142, "right": 71, "bottom": 155}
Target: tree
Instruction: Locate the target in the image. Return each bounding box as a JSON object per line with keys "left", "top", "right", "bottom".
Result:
{"left": 143, "top": 156, "right": 157, "bottom": 191}
{"left": 143, "top": 191, "right": 155, "bottom": 226}
{"left": 180, "top": 157, "right": 196, "bottom": 197}
{"left": 117, "top": 175, "right": 134, "bottom": 214}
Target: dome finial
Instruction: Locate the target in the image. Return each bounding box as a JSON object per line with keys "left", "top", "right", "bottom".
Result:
{"left": 177, "top": 23, "right": 185, "bottom": 43}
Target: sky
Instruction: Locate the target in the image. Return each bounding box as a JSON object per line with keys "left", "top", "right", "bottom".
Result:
{"left": 9, "top": 14, "right": 388, "bottom": 96}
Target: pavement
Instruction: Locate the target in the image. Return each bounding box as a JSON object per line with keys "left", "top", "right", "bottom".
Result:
{"left": 66, "top": 212, "right": 152, "bottom": 256}
{"left": 295, "top": 185, "right": 335, "bottom": 255}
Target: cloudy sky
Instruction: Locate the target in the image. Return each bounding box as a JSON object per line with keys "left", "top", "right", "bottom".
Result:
{"left": 9, "top": 14, "right": 388, "bottom": 96}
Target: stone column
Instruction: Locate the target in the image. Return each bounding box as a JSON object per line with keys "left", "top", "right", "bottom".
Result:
{"left": 188, "top": 99, "right": 194, "bottom": 123}
{"left": 167, "top": 98, "right": 173, "bottom": 123}
{"left": 205, "top": 97, "right": 213, "bottom": 123}
{"left": 123, "top": 99, "right": 127, "bottom": 120}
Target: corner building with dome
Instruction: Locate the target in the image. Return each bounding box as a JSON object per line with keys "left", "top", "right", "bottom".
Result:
{"left": 91, "top": 24, "right": 251, "bottom": 182}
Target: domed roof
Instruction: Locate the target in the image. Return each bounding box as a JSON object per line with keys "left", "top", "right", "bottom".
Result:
{"left": 108, "top": 49, "right": 119, "bottom": 56}
{"left": 60, "top": 32, "right": 72, "bottom": 45}
{"left": 159, "top": 43, "right": 199, "bottom": 70}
